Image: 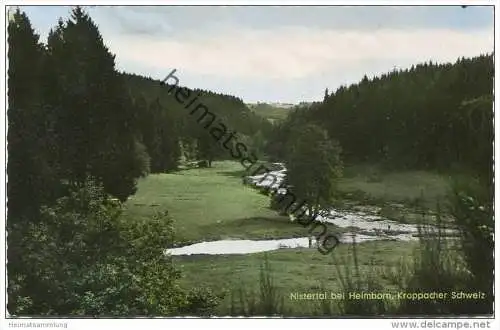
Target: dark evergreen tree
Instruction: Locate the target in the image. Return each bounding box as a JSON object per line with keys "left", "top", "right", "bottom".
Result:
{"left": 45, "top": 6, "right": 148, "bottom": 200}
{"left": 7, "top": 9, "right": 50, "bottom": 222}
{"left": 7, "top": 9, "right": 55, "bottom": 314}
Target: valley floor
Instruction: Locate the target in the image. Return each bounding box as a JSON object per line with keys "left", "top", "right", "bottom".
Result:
{"left": 122, "top": 161, "right": 341, "bottom": 244}
{"left": 121, "top": 160, "right": 458, "bottom": 316}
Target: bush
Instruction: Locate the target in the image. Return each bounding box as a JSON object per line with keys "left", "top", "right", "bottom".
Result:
{"left": 390, "top": 221, "right": 470, "bottom": 315}
{"left": 7, "top": 180, "right": 219, "bottom": 316}
{"left": 447, "top": 178, "right": 494, "bottom": 314}
{"left": 8, "top": 178, "right": 127, "bottom": 315}
{"left": 388, "top": 191, "right": 493, "bottom": 316}
{"left": 179, "top": 287, "right": 223, "bottom": 316}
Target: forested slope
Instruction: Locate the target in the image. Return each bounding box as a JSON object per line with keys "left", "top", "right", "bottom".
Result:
{"left": 122, "top": 72, "right": 273, "bottom": 169}
{"left": 267, "top": 55, "right": 493, "bottom": 182}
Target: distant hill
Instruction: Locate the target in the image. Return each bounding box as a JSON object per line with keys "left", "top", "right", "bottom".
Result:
{"left": 121, "top": 72, "right": 269, "bottom": 138}
{"left": 247, "top": 102, "right": 303, "bottom": 123}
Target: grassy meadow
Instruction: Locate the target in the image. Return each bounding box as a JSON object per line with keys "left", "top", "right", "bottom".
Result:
{"left": 118, "top": 160, "right": 468, "bottom": 315}
{"left": 339, "top": 164, "right": 451, "bottom": 208}
{"left": 247, "top": 103, "right": 292, "bottom": 123}
{"left": 122, "top": 161, "right": 343, "bottom": 244}
{"left": 335, "top": 164, "right": 455, "bottom": 225}
{"left": 122, "top": 160, "right": 452, "bottom": 244}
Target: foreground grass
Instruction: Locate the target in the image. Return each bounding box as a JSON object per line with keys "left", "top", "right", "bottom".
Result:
{"left": 122, "top": 161, "right": 341, "bottom": 244}
{"left": 173, "top": 240, "right": 421, "bottom": 315}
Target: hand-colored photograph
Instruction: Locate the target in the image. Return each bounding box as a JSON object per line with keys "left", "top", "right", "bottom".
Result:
{"left": 5, "top": 4, "right": 494, "bottom": 319}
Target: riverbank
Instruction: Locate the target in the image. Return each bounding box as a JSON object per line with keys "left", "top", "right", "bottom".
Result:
{"left": 121, "top": 161, "right": 343, "bottom": 245}
{"left": 174, "top": 240, "right": 424, "bottom": 315}
{"left": 122, "top": 160, "right": 455, "bottom": 250}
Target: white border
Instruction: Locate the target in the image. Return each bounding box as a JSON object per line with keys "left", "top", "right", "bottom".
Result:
{"left": 1, "top": 1, "right": 498, "bottom": 329}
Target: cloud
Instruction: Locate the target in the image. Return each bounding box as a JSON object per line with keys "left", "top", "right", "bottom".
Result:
{"left": 89, "top": 6, "right": 173, "bottom": 36}
{"left": 16, "top": 5, "right": 494, "bottom": 103}
{"left": 92, "top": 5, "right": 493, "bottom": 34}
{"left": 106, "top": 26, "right": 493, "bottom": 80}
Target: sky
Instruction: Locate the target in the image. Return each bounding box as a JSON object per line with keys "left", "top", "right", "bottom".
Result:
{"left": 17, "top": 5, "right": 494, "bottom": 103}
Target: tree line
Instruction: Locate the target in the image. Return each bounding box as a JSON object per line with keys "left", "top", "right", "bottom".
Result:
{"left": 266, "top": 54, "right": 493, "bottom": 184}
{"left": 123, "top": 72, "right": 273, "bottom": 169}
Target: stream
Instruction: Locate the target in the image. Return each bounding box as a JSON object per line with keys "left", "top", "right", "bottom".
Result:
{"left": 165, "top": 163, "right": 458, "bottom": 256}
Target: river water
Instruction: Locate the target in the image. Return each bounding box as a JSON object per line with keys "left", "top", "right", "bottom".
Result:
{"left": 165, "top": 163, "right": 457, "bottom": 256}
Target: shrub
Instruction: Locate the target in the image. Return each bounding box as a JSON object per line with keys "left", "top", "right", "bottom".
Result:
{"left": 7, "top": 180, "right": 219, "bottom": 316}
{"left": 179, "top": 287, "right": 223, "bottom": 316}
{"left": 390, "top": 222, "right": 470, "bottom": 315}
{"left": 389, "top": 194, "right": 492, "bottom": 315}
{"left": 447, "top": 178, "right": 494, "bottom": 314}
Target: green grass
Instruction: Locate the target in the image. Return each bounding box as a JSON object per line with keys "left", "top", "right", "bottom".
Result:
{"left": 339, "top": 164, "right": 450, "bottom": 207}
{"left": 337, "top": 164, "right": 453, "bottom": 225}
{"left": 122, "top": 160, "right": 340, "bottom": 244}
{"left": 174, "top": 236, "right": 469, "bottom": 316}
{"left": 174, "top": 240, "right": 420, "bottom": 315}
{"left": 122, "top": 160, "right": 453, "bottom": 241}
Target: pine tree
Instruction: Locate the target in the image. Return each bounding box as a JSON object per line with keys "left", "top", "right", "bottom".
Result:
{"left": 7, "top": 9, "right": 52, "bottom": 221}
{"left": 46, "top": 6, "right": 147, "bottom": 200}
{"left": 7, "top": 8, "right": 63, "bottom": 314}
